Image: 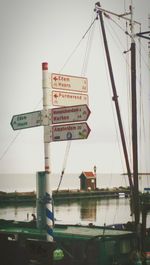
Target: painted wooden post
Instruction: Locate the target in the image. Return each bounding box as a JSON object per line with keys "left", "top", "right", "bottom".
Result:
{"left": 42, "top": 62, "right": 54, "bottom": 241}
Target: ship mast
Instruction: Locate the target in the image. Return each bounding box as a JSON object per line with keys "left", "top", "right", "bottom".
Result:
{"left": 94, "top": 2, "right": 134, "bottom": 202}
{"left": 130, "top": 3, "right": 140, "bottom": 229}
{"left": 130, "top": 7, "right": 150, "bottom": 250}
{"left": 95, "top": 2, "right": 140, "bottom": 231}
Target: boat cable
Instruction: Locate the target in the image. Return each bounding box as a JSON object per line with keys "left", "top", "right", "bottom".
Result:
{"left": 104, "top": 11, "right": 150, "bottom": 217}
{"left": 102, "top": 12, "right": 150, "bottom": 179}
{"left": 137, "top": 33, "right": 150, "bottom": 177}
{"left": 100, "top": 14, "right": 133, "bottom": 178}
{"left": 109, "top": 10, "right": 149, "bottom": 177}
{"left": 0, "top": 98, "right": 42, "bottom": 162}
{"left": 55, "top": 14, "right": 97, "bottom": 191}
{"left": 59, "top": 14, "right": 97, "bottom": 73}
{"left": 106, "top": 16, "right": 134, "bottom": 189}
{"left": 56, "top": 141, "right": 71, "bottom": 192}
{"left": 96, "top": 7, "right": 137, "bottom": 221}
{"left": 81, "top": 13, "right": 96, "bottom": 76}
{"left": 95, "top": 17, "right": 129, "bottom": 224}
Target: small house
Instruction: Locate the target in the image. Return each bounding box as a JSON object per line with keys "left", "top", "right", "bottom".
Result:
{"left": 79, "top": 171, "right": 96, "bottom": 191}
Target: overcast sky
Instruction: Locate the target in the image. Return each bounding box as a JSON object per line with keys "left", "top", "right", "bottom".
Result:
{"left": 0, "top": 0, "right": 150, "bottom": 175}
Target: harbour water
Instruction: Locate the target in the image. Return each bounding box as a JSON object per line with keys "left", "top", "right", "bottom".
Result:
{"left": 0, "top": 198, "right": 150, "bottom": 228}
{"left": 0, "top": 197, "right": 132, "bottom": 226}
{"left": 0, "top": 173, "right": 149, "bottom": 227}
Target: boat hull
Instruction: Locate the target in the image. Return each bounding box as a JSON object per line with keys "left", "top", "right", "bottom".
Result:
{"left": 0, "top": 219, "right": 139, "bottom": 265}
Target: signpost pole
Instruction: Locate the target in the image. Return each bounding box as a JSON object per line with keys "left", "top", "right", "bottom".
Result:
{"left": 42, "top": 62, "right": 54, "bottom": 242}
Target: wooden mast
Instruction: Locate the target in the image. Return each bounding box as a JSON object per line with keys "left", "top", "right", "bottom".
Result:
{"left": 130, "top": 4, "right": 140, "bottom": 228}
{"left": 95, "top": 2, "right": 134, "bottom": 198}
{"left": 95, "top": 2, "right": 141, "bottom": 234}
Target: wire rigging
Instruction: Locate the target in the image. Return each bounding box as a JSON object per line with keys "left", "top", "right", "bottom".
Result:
{"left": 0, "top": 131, "right": 21, "bottom": 161}
{"left": 54, "top": 14, "right": 97, "bottom": 191}
{"left": 59, "top": 15, "right": 97, "bottom": 73}
{"left": 0, "top": 98, "right": 42, "bottom": 162}
{"left": 56, "top": 141, "right": 71, "bottom": 192}
{"left": 81, "top": 14, "right": 96, "bottom": 76}
{"left": 101, "top": 15, "right": 132, "bottom": 176}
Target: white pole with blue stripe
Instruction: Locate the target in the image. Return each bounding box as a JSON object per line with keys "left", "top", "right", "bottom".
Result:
{"left": 42, "top": 62, "right": 54, "bottom": 241}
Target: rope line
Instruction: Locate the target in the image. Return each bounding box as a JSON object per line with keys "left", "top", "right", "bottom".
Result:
{"left": 56, "top": 14, "right": 97, "bottom": 191}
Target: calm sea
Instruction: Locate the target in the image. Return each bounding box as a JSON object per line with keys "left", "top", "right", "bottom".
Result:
{"left": 0, "top": 173, "right": 149, "bottom": 192}
{"left": 0, "top": 198, "right": 149, "bottom": 227}
{"left": 0, "top": 197, "right": 132, "bottom": 226}
{"left": 0, "top": 173, "right": 149, "bottom": 227}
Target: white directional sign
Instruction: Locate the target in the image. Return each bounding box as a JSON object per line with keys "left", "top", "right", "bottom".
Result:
{"left": 51, "top": 90, "right": 88, "bottom": 107}
{"left": 51, "top": 104, "right": 91, "bottom": 124}
{"left": 50, "top": 73, "right": 88, "bottom": 93}
{"left": 44, "top": 122, "right": 91, "bottom": 142}
{"left": 11, "top": 111, "right": 42, "bottom": 130}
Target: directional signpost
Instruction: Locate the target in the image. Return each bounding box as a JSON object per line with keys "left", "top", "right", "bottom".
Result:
{"left": 51, "top": 90, "right": 88, "bottom": 107}
{"left": 51, "top": 104, "right": 91, "bottom": 124}
{"left": 44, "top": 122, "right": 90, "bottom": 142}
{"left": 10, "top": 62, "right": 91, "bottom": 244}
{"left": 10, "top": 110, "right": 42, "bottom": 130}
{"left": 50, "top": 73, "right": 88, "bottom": 93}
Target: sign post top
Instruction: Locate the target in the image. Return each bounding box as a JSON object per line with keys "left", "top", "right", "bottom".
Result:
{"left": 42, "top": 62, "right": 48, "bottom": 70}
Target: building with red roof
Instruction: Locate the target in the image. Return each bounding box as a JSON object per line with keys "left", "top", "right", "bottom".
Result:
{"left": 79, "top": 171, "right": 96, "bottom": 191}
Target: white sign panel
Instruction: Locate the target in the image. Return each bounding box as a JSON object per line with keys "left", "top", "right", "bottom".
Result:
{"left": 11, "top": 111, "right": 42, "bottom": 130}
{"left": 51, "top": 90, "right": 89, "bottom": 107}
{"left": 50, "top": 73, "right": 88, "bottom": 93}
{"left": 51, "top": 104, "right": 91, "bottom": 124}
{"left": 44, "top": 122, "right": 90, "bottom": 142}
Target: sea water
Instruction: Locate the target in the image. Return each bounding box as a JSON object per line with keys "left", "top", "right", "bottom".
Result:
{"left": 0, "top": 197, "right": 132, "bottom": 226}
{"left": 0, "top": 173, "right": 149, "bottom": 192}
{"left": 0, "top": 173, "right": 149, "bottom": 227}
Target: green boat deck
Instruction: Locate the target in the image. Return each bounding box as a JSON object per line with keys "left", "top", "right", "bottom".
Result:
{"left": 0, "top": 220, "right": 144, "bottom": 265}
{"left": 0, "top": 220, "right": 134, "bottom": 240}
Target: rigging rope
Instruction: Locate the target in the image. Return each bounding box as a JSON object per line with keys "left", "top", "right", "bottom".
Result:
{"left": 59, "top": 15, "right": 97, "bottom": 73}
{"left": 101, "top": 15, "right": 132, "bottom": 176}
{"left": 0, "top": 98, "right": 42, "bottom": 162}
{"left": 56, "top": 141, "right": 71, "bottom": 192}
{"left": 81, "top": 14, "right": 96, "bottom": 76}
{"left": 54, "top": 14, "right": 97, "bottom": 191}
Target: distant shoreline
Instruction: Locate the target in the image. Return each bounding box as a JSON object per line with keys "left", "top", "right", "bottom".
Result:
{"left": 0, "top": 187, "right": 130, "bottom": 204}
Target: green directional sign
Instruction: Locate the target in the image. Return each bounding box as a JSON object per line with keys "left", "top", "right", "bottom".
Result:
{"left": 11, "top": 111, "right": 42, "bottom": 130}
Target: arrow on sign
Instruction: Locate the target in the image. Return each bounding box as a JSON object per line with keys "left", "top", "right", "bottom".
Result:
{"left": 11, "top": 111, "right": 42, "bottom": 130}
{"left": 51, "top": 90, "right": 89, "bottom": 107}
{"left": 50, "top": 73, "right": 88, "bottom": 93}
{"left": 44, "top": 122, "right": 91, "bottom": 142}
{"left": 51, "top": 104, "right": 91, "bottom": 124}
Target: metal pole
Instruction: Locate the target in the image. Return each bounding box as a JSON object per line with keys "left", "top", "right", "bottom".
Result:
{"left": 42, "top": 62, "right": 54, "bottom": 241}
{"left": 36, "top": 171, "right": 46, "bottom": 229}
{"left": 95, "top": 2, "right": 134, "bottom": 193}
{"left": 130, "top": 4, "right": 140, "bottom": 227}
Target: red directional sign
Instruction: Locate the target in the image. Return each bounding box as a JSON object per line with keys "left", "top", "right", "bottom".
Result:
{"left": 51, "top": 90, "right": 88, "bottom": 106}
{"left": 50, "top": 73, "right": 88, "bottom": 93}
{"left": 44, "top": 122, "right": 91, "bottom": 142}
{"left": 51, "top": 104, "right": 91, "bottom": 124}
